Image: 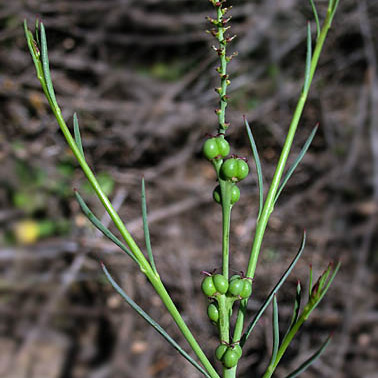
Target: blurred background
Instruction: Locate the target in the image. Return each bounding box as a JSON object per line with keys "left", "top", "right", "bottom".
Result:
{"left": 0, "top": 0, "right": 377, "bottom": 377}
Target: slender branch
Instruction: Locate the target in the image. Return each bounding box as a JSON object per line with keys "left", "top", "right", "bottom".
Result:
{"left": 232, "top": 5, "right": 337, "bottom": 346}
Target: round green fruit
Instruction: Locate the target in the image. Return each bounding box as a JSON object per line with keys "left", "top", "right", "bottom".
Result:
{"left": 207, "top": 303, "right": 219, "bottom": 322}
{"left": 230, "top": 185, "right": 240, "bottom": 204}
{"left": 212, "top": 185, "right": 240, "bottom": 205}
{"left": 215, "top": 344, "right": 228, "bottom": 361}
{"left": 232, "top": 344, "right": 242, "bottom": 359}
{"left": 222, "top": 349, "right": 240, "bottom": 368}
{"left": 228, "top": 277, "right": 244, "bottom": 296}
{"left": 230, "top": 274, "right": 241, "bottom": 282}
{"left": 203, "top": 137, "right": 230, "bottom": 160}
{"left": 201, "top": 276, "right": 216, "bottom": 297}
{"left": 213, "top": 186, "right": 222, "bottom": 204}
{"left": 220, "top": 158, "right": 249, "bottom": 182}
{"left": 240, "top": 279, "right": 253, "bottom": 299}
{"left": 213, "top": 274, "right": 229, "bottom": 294}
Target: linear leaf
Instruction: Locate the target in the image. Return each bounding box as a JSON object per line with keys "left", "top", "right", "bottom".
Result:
{"left": 303, "top": 22, "right": 312, "bottom": 92}
{"left": 315, "top": 262, "right": 341, "bottom": 305}
{"left": 35, "top": 19, "right": 40, "bottom": 47}
{"left": 308, "top": 264, "right": 313, "bottom": 300}
{"left": 74, "top": 190, "right": 139, "bottom": 265}
{"left": 271, "top": 295, "right": 280, "bottom": 362}
{"left": 274, "top": 125, "right": 318, "bottom": 205}
{"left": 101, "top": 263, "right": 210, "bottom": 378}
{"left": 284, "top": 281, "right": 302, "bottom": 340}
{"left": 40, "top": 22, "right": 58, "bottom": 108}
{"left": 24, "top": 21, "right": 44, "bottom": 78}
{"left": 141, "top": 178, "right": 157, "bottom": 274}
{"left": 240, "top": 232, "right": 306, "bottom": 346}
{"left": 331, "top": 0, "right": 341, "bottom": 18}
{"left": 306, "top": 262, "right": 340, "bottom": 321}
{"left": 285, "top": 334, "right": 332, "bottom": 378}
{"left": 245, "top": 117, "right": 264, "bottom": 220}
{"left": 73, "top": 113, "right": 85, "bottom": 158}
{"left": 309, "top": 0, "right": 320, "bottom": 39}
{"left": 318, "top": 264, "right": 332, "bottom": 291}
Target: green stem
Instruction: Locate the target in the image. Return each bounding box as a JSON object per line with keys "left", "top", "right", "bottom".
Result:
{"left": 216, "top": 4, "right": 229, "bottom": 133}
{"left": 220, "top": 180, "right": 232, "bottom": 279}
{"left": 232, "top": 7, "right": 335, "bottom": 346}
{"left": 218, "top": 295, "right": 230, "bottom": 343}
{"left": 223, "top": 367, "right": 236, "bottom": 378}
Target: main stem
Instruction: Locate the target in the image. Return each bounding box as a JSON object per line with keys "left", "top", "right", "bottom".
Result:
{"left": 220, "top": 180, "right": 232, "bottom": 279}
{"left": 216, "top": 5, "right": 228, "bottom": 133}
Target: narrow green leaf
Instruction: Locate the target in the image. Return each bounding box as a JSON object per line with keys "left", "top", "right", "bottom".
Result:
{"left": 303, "top": 22, "right": 312, "bottom": 92}
{"left": 285, "top": 334, "right": 332, "bottom": 378}
{"left": 308, "top": 264, "right": 313, "bottom": 300}
{"left": 307, "top": 262, "right": 340, "bottom": 321}
{"left": 40, "top": 22, "right": 58, "bottom": 108}
{"left": 240, "top": 232, "right": 306, "bottom": 346}
{"left": 309, "top": 0, "right": 320, "bottom": 39}
{"left": 24, "top": 21, "right": 43, "bottom": 77}
{"left": 74, "top": 190, "right": 139, "bottom": 265}
{"left": 284, "top": 281, "right": 302, "bottom": 339}
{"left": 35, "top": 19, "right": 40, "bottom": 47}
{"left": 73, "top": 113, "right": 85, "bottom": 158}
{"left": 101, "top": 263, "right": 211, "bottom": 378}
{"left": 244, "top": 117, "right": 264, "bottom": 220}
{"left": 315, "top": 262, "right": 341, "bottom": 305}
{"left": 274, "top": 125, "right": 318, "bottom": 205}
{"left": 331, "top": 0, "right": 341, "bottom": 18}
{"left": 271, "top": 295, "right": 280, "bottom": 363}
{"left": 318, "top": 263, "right": 332, "bottom": 291}
{"left": 141, "top": 178, "right": 157, "bottom": 274}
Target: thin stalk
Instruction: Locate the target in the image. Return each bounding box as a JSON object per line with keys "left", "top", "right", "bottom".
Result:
{"left": 220, "top": 180, "right": 232, "bottom": 279}
{"left": 232, "top": 7, "right": 336, "bottom": 345}
{"left": 218, "top": 295, "right": 230, "bottom": 344}
{"left": 216, "top": 5, "right": 228, "bottom": 133}
{"left": 223, "top": 367, "right": 236, "bottom": 378}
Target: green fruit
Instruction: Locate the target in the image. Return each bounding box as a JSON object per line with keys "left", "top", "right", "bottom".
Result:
{"left": 228, "top": 277, "right": 244, "bottom": 296}
{"left": 201, "top": 276, "right": 216, "bottom": 297}
{"left": 207, "top": 303, "right": 219, "bottom": 322}
{"left": 232, "top": 344, "right": 242, "bottom": 359}
{"left": 230, "top": 185, "right": 240, "bottom": 204}
{"left": 220, "top": 158, "right": 249, "bottom": 182}
{"left": 230, "top": 274, "right": 241, "bottom": 282}
{"left": 240, "top": 279, "right": 253, "bottom": 299}
{"left": 215, "top": 344, "right": 228, "bottom": 361}
{"left": 213, "top": 186, "right": 222, "bottom": 204}
{"left": 213, "top": 185, "right": 240, "bottom": 205}
{"left": 223, "top": 349, "right": 240, "bottom": 368}
{"left": 213, "top": 274, "right": 229, "bottom": 294}
{"left": 203, "top": 137, "right": 230, "bottom": 160}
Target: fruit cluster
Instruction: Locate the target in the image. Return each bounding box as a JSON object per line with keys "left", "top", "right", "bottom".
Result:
{"left": 201, "top": 274, "right": 252, "bottom": 300}
{"left": 201, "top": 272, "right": 251, "bottom": 368}
{"left": 215, "top": 343, "right": 242, "bottom": 368}
{"left": 203, "top": 136, "right": 249, "bottom": 206}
